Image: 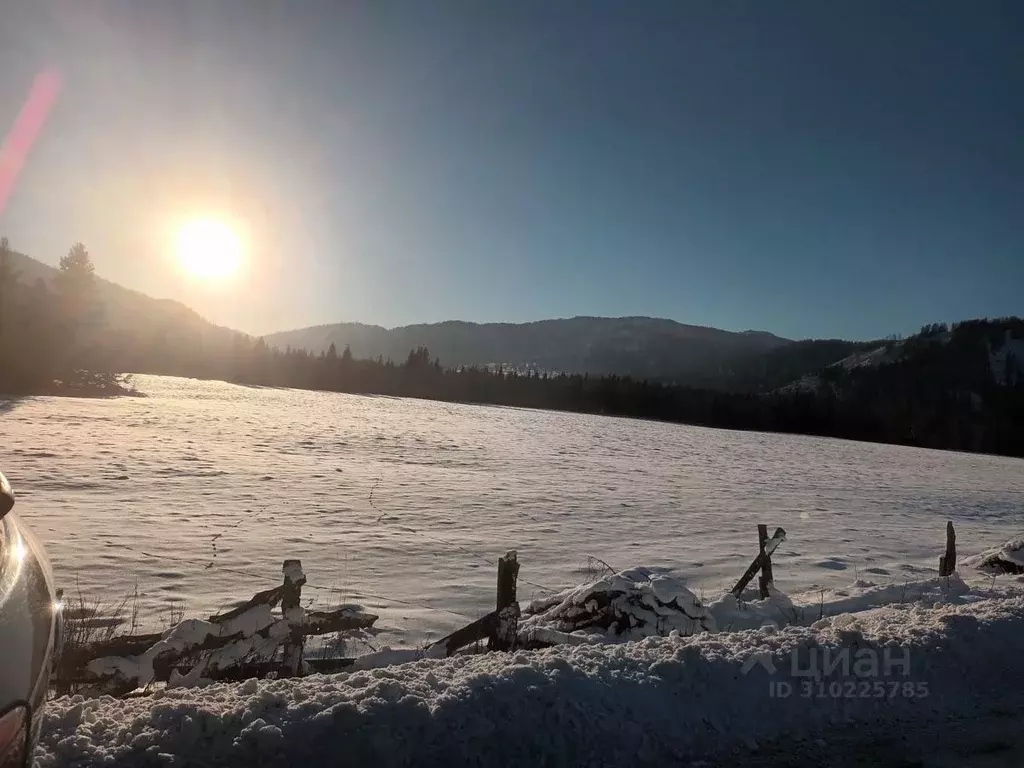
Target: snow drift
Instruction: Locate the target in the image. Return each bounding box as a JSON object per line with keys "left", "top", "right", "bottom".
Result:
{"left": 37, "top": 594, "right": 1024, "bottom": 767}
{"left": 964, "top": 536, "right": 1024, "bottom": 575}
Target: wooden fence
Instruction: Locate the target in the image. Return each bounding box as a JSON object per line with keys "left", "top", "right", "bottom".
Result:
{"left": 55, "top": 552, "right": 524, "bottom": 696}
{"left": 54, "top": 521, "right": 961, "bottom": 696}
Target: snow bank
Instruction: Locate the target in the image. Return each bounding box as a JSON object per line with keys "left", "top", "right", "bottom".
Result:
{"left": 37, "top": 595, "right": 1024, "bottom": 767}
{"left": 351, "top": 644, "right": 446, "bottom": 670}
{"left": 790, "top": 574, "right": 977, "bottom": 618}
{"left": 707, "top": 572, "right": 1014, "bottom": 633}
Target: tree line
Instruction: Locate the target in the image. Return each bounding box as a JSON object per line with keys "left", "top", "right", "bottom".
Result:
{"left": 0, "top": 238, "right": 123, "bottom": 395}
{"left": 2, "top": 240, "right": 1022, "bottom": 457}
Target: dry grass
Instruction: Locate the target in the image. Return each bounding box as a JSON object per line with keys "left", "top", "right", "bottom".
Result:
{"left": 161, "top": 598, "right": 186, "bottom": 629}
{"left": 52, "top": 581, "right": 187, "bottom": 696}
{"left": 59, "top": 579, "right": 139, "bottom": 652}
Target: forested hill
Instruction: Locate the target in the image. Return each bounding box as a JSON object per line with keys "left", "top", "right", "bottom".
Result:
{"left": 2, "top": 249, "right": 238, "bottom": 379}
{"left": 2, "top": 244, "right": 1022, "bottom": 456}
{"left": 264, "top": 317, "right": 791, "bottom": 385}
{"left": 255, "top": 320, "right": 1024, "bottom": 456}
{"left": 777, "top": 320, "right": 1024, "bottom": 455}
{"left": 5, "top": 249, "right": 235, "bottom": 345}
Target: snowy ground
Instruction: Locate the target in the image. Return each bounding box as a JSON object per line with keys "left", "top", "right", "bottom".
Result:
{"left": 4, "top": 374, "right": 1024, "bottom": 651}
{"left": 35, "top": 592, "right": 1024, "bottom": 766}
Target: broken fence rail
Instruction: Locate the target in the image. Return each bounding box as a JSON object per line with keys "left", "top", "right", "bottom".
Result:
{"left": 55, "top": 552, "right": 524, "bottom": 695}
{"left": 55, "top": 560, "right": 378, "bottom": 695}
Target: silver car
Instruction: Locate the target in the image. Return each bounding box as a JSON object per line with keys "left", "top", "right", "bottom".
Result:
{"left": 0, "top": 472, "right": 61, "bottom": 767}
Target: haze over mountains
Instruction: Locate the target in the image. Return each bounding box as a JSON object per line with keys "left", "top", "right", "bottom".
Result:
{"left": 264, "top": 318, "right": 793, "bottom": 384}
{"left": 10, "top": 251, "right": 822, "bottom": 388}
{"left": 9, "top": 251, "right": 1021, "bottom": 397}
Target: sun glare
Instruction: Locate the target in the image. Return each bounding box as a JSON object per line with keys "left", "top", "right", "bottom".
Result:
{"left": 177, "top": 218, "right": 242, "bottom": 279}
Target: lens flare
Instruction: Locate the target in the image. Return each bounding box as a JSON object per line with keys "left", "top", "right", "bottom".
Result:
{"left": 0, "top": 69, "right": 61, "bottom": 215}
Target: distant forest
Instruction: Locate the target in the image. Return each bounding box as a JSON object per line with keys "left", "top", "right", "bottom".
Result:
{"left": 2, "top": 241, "right": 1023, "bottom": 457}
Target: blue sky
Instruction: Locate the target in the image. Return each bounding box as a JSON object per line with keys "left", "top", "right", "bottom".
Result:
{"left": 0, "top": 1, "right": 1021, "bottom": 340}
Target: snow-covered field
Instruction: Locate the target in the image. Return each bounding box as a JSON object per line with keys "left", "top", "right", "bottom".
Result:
{"left": 7, "top": 374, "right": 1024, "bottom": 765}
{"left": 4, "top": 374, "right": 1024, "bottom": 650}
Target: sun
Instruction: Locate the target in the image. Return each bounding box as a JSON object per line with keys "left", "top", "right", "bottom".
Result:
{"left": 176, "top": 218, "right": 242, "bottom": 279}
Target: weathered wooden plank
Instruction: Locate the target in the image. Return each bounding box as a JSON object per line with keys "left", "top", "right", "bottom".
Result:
{"left": 490, "top": 551, "right": 520, "bottom": 651}
{"left": 59, "top": 582, "right": 285, "bottom": 683}
{"left": 304, "top": 608, "right": 379, "bottom": 636}
{"left": 209, "top": 586, "right": 283, "bottom": 623}
{"left": 52, "top": 558, "right": 385, "bottom": 691}
{"left": 430, "top": 611, "right": 497, "bottom": 657}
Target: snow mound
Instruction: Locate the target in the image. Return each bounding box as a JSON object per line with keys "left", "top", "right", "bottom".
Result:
{"left": 519, "top": 567, "right": 714, "bottom": 644}
{"left": 707, "top": 585, "right": 798, "bottom": 631}
{"left": 964, "top": 536, "right": 1024, "bottom": 575}
{"left": 36, "top": 595, "right": 1024, "bottom": 767}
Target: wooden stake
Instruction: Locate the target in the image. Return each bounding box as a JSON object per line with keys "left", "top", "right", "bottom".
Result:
{"left": 757, "top": 524, "right": 773, "bottom": 599}
{"left": 939, "top": 521, "right": 957, "bottom": 577}
{"left": 491, "top": 550, "right": 520, "bottom": 651}
{"left": 280, "top": 559, "right": 306, "bottom": 677}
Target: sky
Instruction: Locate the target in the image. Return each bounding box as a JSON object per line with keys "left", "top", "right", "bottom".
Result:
{"left": 0, "top": 1, "right": 1021, "bottom": 341}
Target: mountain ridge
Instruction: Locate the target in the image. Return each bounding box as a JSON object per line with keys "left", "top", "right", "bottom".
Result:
{"left": 0, "top": 251, "right": 871, "bottom": 390}
{"left": 11, "top": 250, "right": 1014, "bottom": 399}
{"left": 263, "top": 316, "right": 793, "bottom": 385}
{"left": 269, "top": 315, "right": 789, "bottom": 339}
{"left": 5, "top": 250, "right": 1023, "bottom": 455}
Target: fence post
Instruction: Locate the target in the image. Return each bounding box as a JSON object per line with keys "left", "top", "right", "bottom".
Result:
{"left": 731, "top": 527, "right": 786, "bottom": 597}
{"left": 491, "top": 550, "right": 520, "bottom": 651}
{"left": 280, "top": 559, "right": 306, "bottom": 677}
{"left": 757, "top": 524, "right": 773, "bottom": 599}
{"left": 938, "top": 521, "right": 957, "bottom": 577}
